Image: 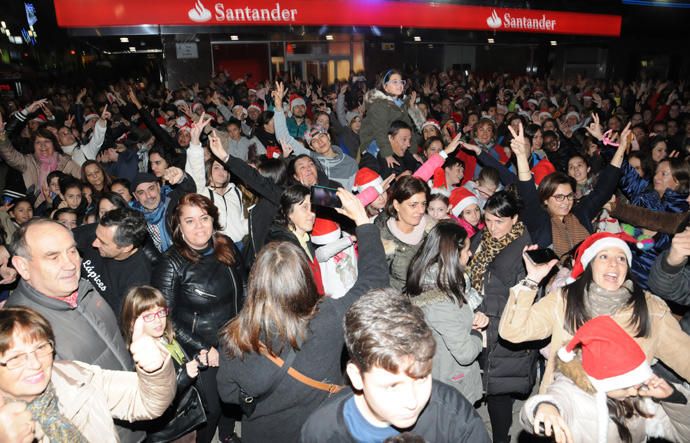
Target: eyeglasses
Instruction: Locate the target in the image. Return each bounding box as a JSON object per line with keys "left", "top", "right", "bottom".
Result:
{"left": 551, "top": 193, "right": 575, "bottom": 202}
{"left": 141, "top": 308, "right": 169, "bottom": 322}
{"left": 0, "top": 341, "right": 54, "bottom": 370}
{"left": 387, "top": 80, "right": 406, "bottom": 86}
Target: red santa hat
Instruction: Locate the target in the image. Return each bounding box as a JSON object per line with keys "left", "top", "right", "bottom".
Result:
{"left": 31, "top": 114, "right": 47, "bottom": 123}
{"left": 265, "top": 145, "right": 282, "bottom": 159}
{"left": 421, "top": 119, "right": 441, "bottom": 132}
{"left": 248, "top": 102, "right": 263, "bottom": 113}
{"left": 531, "top": 160, "right": 556, "bottom": 186}
{"left": 311, "top": 218, "right": 342, "bottom": 245}
{"left": 567, "top": 232, "right": 637, "bottom": 283}
{"left": 353, "top": 168, "right": 383, "bottom": 194}
{"left": 557, "top": 315, "right": 653, "bottom": 443}
{"left": 449, "top": 187, "right": 479, "bottom": 218}
{"left": 289, "top": 94, "right": 306, "bottom": 111}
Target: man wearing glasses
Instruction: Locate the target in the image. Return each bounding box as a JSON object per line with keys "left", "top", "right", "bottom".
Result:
{"left": 5, "top": 218, "right": 145, "bottom": 443}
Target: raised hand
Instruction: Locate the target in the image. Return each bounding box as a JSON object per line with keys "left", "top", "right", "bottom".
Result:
{"left": 162, "top": 166, "right": 184, "bottom": 186}
{"left": 272, "top": 82, "right": 286, "bottom": 111}
{"left": 127, "top": 87, "right": 142, "bottom": 109}
{"left": 191, "top": 112, "right": 212, "bottom": 145}
{"left": 460, "top": 140, "right": 481, "bottom": 156}
{"left": 334, "top": 188, "right": 370, "bottom": 226}
{"left": 586, "top": 113, "right": 603, "bottom": 141}
{"left": 522, "top": 245, "right": 558, "bottom": 284}
{"left": 381, "top": 173, "right": 396, "bottom": 192}
{"left": 209, "top": 130, "right": 228, "bottom": 162}
{"left": 385, "top": 155, "right": 400, "bottom": 169}
{"left": 130, "top": 316, "right": 168, "bottom": 373}
{"left": 98, "top": 105, "right": 111, "bottom": 126}
{"left": 444, "top": 133, "right": 463, "bottom": 155}
{"left": 508, "top": 121, "right": 529, "bottom": 159}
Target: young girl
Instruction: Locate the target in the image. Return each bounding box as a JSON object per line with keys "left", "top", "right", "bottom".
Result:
{"left": 120, "top": 285, "right": 207, "bottom": 443}
{"left": 427, "top": 194, "right": 451, "bottom": 222}
{"left": 448, "top": 187, "right": 484, "bottom": 238}
{"left": 520, "top": 315, "right": 690, "bottom": 443}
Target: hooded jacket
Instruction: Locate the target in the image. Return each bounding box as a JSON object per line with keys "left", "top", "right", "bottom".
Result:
{"left": 359, "top": 89, "right": 422, "bottom": 159}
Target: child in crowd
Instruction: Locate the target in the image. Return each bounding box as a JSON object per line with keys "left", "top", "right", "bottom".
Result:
{"left": 449, "top": 187, "right": 484, "bottom": 238}
{"left": 120, "top": 285, "right": 207, "bottom": 443}
{"left": 427, "top": 194, "right": 451, "bottom": 222}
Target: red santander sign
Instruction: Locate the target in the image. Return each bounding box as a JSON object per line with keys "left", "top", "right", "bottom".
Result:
{"left": 53, "top": 0, "right": 621, "bottom": 37}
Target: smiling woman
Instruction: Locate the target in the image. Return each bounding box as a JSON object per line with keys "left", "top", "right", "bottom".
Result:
{"left": 151, "top": 192, "right": 245, "bottom": 442}
{"left": 0, "top": 306, "right": 175, "bottom": 442}
{"left": 499, "top": 232, "right": 690, "bottom": 406}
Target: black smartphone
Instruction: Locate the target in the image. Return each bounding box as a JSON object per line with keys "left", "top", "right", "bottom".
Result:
{"left": 675, "top": 212, "right": 690, "bottom": 234}
{"left": 311, "top": 186, "right": 342, "bottom": 208}
{"left": 525, "top": 248, "right": 558, "bottom": 265}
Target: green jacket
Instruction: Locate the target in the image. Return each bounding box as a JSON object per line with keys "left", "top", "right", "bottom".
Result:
{"left": 358, "top": 90, "right": 422, "bottom": 159}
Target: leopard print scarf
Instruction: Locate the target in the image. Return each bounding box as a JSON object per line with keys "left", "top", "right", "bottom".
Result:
{"left": 469, "top": 221, "right": 525, "bottom": 293}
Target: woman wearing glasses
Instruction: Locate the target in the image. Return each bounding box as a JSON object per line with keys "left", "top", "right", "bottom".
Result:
{"left": 151, "top": 193, "right": 245, "bottom": 443}
{"left": 0, "top": 306, "right": 175, "bottom": 443}
{"left": 510, "top": 122, "right": 628, "bottom": 259}
{"left": 359, "top": 68, "right": 423, "bottom": 172}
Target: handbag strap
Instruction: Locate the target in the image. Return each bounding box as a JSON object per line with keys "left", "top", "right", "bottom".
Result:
{"left": 256, "top": 345, "right": 297, "bottom": 401}
{"left": 260, "top": 344, "right": 344, "bottom": 396}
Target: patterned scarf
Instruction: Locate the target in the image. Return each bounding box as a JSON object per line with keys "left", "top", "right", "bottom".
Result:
{"left": 551, "top": 214, "right": 590, "bottom": 259}
{"left": 584, "top": 280, "right": 633, "bottom": 318}
{"left": 25, "top": 383, "right": 88, "bottom": 442}
{"left": 469, "top": 221, "right": 525, "bottom": 292}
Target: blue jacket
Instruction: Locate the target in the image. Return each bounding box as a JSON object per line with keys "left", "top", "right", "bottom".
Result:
{"left": 619, "top": 162, "right": 689, "bottom": 288}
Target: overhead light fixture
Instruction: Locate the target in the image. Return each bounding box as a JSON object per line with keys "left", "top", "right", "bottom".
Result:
{"left": 487, "top": 38, "right": 495, "bottom": 44}
{"left": 550, "top": 40, "right": 557, "bottom": 46}
{"left": 370, "top": 26, "right": 381, "bottom": 37}
{"left": 0, "top": 21, "right": 5, "bottom": 28}
{"left": 120, "top": 37, "right": 129, "bottom": 43}
{"left": 129, "top": 46, "right": 136, "bottom": 52}
{"left": 413, "top": 36, "right": 421, "bottom": 42}
{"left": 230, "top": 35, "right": 239, "bottom": 41}
{"left": 325, "top": 34, "right": 334, "bottom": 41}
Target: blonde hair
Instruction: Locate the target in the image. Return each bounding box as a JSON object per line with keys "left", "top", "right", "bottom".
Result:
{"left": 120, "top": 285, "right": 174, "bottom": 346}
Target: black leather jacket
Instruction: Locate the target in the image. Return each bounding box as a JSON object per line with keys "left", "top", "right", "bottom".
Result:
{"left": 152, "top": 240, "right": 245, "bottom": 356}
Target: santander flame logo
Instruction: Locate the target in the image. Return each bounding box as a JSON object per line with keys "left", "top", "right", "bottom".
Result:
{"left": 188, "top": 0, "right": 212, "bottom": 22}
{"left": 486, "top": 9, "right": 502, "bottom": 29}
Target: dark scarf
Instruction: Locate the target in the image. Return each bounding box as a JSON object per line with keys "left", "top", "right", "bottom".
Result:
{"left": 469, "top": 221, "right": 525, "bottom": 292}
{"left": 25, "top": 383, "right": 88, "bottom": 442}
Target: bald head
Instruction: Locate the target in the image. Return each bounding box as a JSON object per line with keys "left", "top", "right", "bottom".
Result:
{"left": 10, "top": 219, "right": 80, "bottom": 298}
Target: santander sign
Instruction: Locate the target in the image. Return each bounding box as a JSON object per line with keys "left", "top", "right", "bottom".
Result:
{"left": 486, "top": 8, "right": 556, "bottom": 32}
{"left": 188, "top": 0, "right": 298, "bottom": 24}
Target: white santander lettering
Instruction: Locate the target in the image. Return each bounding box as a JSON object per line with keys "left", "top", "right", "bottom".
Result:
{"left": 503, "top": 13, "right": 556, "bottom": 31}
{"left": 212, "top": 2, "right": 298, "bottom": 23}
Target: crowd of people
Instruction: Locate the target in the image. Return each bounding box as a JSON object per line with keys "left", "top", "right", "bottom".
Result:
{"left": 0, "top": 65, "right": 689, "bottom": 443}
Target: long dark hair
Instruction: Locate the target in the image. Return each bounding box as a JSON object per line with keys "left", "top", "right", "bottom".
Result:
{"left": 406, "top": 221, "right": 468, "bottom": 306}
{"left": 607, "top": 397, "right": 653, "bottom": 443}
{"left": 274, "top": 185, "right": 310, "bottom": 229}
{"left": 563, "top": 266, "right": 650, "bottom": 337}
{"left": 171, "top": 193, "right": 236, "bottom": 266}
{"left": 219, "top": 241, "right": 319, "bottom": 357}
